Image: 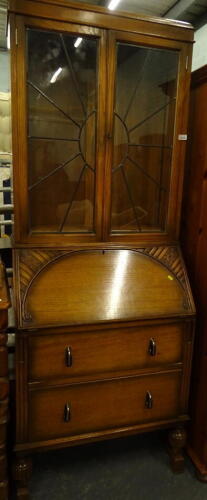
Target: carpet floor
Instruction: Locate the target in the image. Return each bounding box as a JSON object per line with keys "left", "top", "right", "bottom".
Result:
{"left": 28, "top": 431, "right": 207, "bottom": 499}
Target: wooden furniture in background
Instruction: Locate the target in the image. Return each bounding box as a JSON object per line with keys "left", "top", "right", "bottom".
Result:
{"left": 0, "top": 261, "right": 10, "bottom": 500}
{"left": 181, "top": 64, "right": 207, "bottom": 481}
{"left": 8, "top": 1, "right": 195, "bottom": 497}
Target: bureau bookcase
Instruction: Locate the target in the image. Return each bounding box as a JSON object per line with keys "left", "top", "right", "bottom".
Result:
{"left": 9, "top": 1, "right": 195, "bottom": 497}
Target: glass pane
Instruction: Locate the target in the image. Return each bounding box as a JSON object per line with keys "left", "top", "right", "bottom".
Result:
{"left": 112, "top": 167, "right": 136, "bottom": 231}
{"left": 27, "top": 28, "right": 97, "bottom": 233}
{"left": 111, "top": 42, "right": 179, "bottom": 233}
{"left": 62, "top": 167, "right": 95, "bottom": 232}
{"left": 29, "top": 155, "right": 95, "bottom": 233}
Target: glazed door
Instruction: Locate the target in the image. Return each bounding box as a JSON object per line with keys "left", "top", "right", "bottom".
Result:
{"left": 12, "top": 16, "right": 107, "bottom": 244}
{"left": 103, "top": 31, "right": 191, "bottom": 243}
{"left": 11, "top": 18, "right": 191, "bottom": 245}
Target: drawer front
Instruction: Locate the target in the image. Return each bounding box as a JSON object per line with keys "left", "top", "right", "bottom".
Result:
{"left": 29, "top": 371, "right": 181, "bottom": 441}
{"left": 29, "top": 324, "right": 183, "bottom": 381}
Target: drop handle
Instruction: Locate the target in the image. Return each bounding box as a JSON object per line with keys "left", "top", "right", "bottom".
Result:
{"left": 65, "top": 346, "right": 72, "bottom": 367}
{"left": 106, "top": 132, "right": 112, "bottom": 140}
{"left": 145, "top": 391, "right": 153, "bottom": 409}
{"left": 148, "top": 338, "right": 156, "bottom": 356}
{"left": 64, "top": 403, "right": 71, "bottom": 422}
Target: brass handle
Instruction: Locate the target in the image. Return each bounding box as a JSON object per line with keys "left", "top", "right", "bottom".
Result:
{"left": 145, "top": 391, "right": 153, "bottom": 409}
{"left": 65, "top": 346, "right": 72, "bottom": 367}
{"left": 64, "top": 403, "right": 71, "bottom": 422}
{"left": 148, "top": 338, "right": 156, "bottom": 356}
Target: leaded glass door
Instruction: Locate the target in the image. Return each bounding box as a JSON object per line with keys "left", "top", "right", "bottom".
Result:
{"left": 12, "top": 17, "right": 190, "bottom": 245}
{"left": 13, "top": 17, "right": 106, "bottom": 244}
{"left": 104, "top": 32, "right": 187, "bottom": 242}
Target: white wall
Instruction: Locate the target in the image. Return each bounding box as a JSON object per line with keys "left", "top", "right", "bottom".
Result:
{"left": 0, "top": 51, "right": 10, "bottom": 92}
{"left": 192, "top": 23, "right": 207, "bottom": 72}
{"left": 0, "top": 50, "right": 12, "bottom": 222}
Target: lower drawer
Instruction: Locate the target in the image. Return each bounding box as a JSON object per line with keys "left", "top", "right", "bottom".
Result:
{"left": 29, "top": 371, "right": 181, "bottom": 442}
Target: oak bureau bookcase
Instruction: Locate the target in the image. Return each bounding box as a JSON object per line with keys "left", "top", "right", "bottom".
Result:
{"left": 8, "top": 0, "right": 195, "bottom": 497}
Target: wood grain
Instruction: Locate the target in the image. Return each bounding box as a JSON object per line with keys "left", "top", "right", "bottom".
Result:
{"left": 8, "top": 0, "right": 194, "bottom": 42}
{"left": 13, "top": 247, "right": 195, "bottom": 329}
{"left": 28, "top": 323, "right": 184, "bottom": 381}
{"left": 9, "top": 2, "right": 195, "bottom": 495}
{"left": 29, "top": 371, "right": 182, "bottom": 442}
{"left": 9, "top": 11, "right": 193, "bottom": 246}
{"left": 18, "top": 249, "right": 194, "bottom": 328}
{"left": 181, "top": 64, "right": 207, "bottom": 477}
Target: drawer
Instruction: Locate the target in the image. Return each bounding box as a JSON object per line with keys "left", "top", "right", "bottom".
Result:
{"left": 28, "top": 324, "right": 183, "bottom": 381}
{"left": 29, "top": 371, "right": 181, "bottom": 441}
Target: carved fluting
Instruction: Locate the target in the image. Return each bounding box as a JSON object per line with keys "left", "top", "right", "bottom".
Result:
{"left": 19, "top": 249, "right": 67, "bottom": 322}
{"left": 0, "top": 331, "right": 8, "bottom": 500}
{"left": 140, "top": 246, "right": 186, "bottom": 286}
{"left": 168, "top": 427, "right": 187, "bottom": 473}
{"left": 19, "top": 249, "right": 63, "bottom": 302}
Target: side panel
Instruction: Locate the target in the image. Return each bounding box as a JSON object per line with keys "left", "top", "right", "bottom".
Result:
{"left": 181, "top": 65, "right": 207, "bottom": 473}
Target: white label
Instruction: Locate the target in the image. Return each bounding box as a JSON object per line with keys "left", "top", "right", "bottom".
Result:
{"left": 178, "top": 134, "right": 187, "bottom": 141}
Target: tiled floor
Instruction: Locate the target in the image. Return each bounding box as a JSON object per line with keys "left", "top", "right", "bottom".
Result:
{"left": 28, "top": 431, "right": 207, "bottom": 499}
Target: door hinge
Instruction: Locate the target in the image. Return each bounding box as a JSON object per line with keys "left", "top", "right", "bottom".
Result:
{"left": 186, "top": 55, "right": 189, "bottom": 71}
{"left": 15, "top": 27, "right": 18, "bottom": 46}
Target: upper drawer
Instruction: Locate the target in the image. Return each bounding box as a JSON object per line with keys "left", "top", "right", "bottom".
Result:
{"left": 28, "top": 323, "right": 184, "bottom": 381}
